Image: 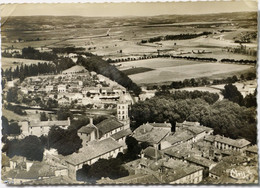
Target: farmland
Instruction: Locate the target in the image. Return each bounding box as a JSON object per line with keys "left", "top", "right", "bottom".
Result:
{"left": 1, "top": 57, "right": 52, "bottom": 70}
{"left": 120, "top": 58, "right": 255, "bottom": 84}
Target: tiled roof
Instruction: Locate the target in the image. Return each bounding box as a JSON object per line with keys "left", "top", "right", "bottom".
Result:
{"left": 164, "top": 131, "right": 194, "bottom": 145}
{"left": 65, "top": 138, "right": 122, "bottom": 166}
{"left": 78, "top": 123, "right": 97, "bottom": 134}
{"left": 162, "top": 160, "right": 203, "bottom": 183}
{"left": 246, "top": 145, "right": 258, "bottom": 154}
{"left": 96, "top": 118, "right": 124, "bottom": 135}
{"left": 185, "top": 126, "right": 213, "bottom": 135}
{"left": 149, "top": 122, "right": 171, "bottom": 128}
{"left": 143, "top": 147, "right": 162, "bottom": 160}
{"left": 111, "top": 128, "right": 132, "bottom": 140}
{"left": 215, "top": 135, "right": 251, "bottom": 148}
{"left": 185, "top": 156, "right": 216, "bottom": 168}
{"left": 204, "top": 135, "right": 216, "bottom": 143}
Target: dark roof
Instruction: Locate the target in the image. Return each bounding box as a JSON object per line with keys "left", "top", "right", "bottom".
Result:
{"left": 96, "top": 118, "right": 124, "bottom": 135}
{"left": 209, "top": 161, "right": 228, "bottom": 177}
{"left": 149, "top": 122, "right": 171, "bottom": 128}
{"left": 111, "top": 128, "right": 132, "bottom": 140}
{"left": 133, "top": 124, "right": 170, "bottom": 145}
{"left": 78, "top": 126, "right": 96, "bottom": 134}
{"left": 143, "top": 147, "right": 162, "bottom": 160}
{"left": 185, "top": 156, "right": 216, "bottom": 168}
{"left": 164, "top": 131, "right": 193, "bottom": 145}
{"left": 204, "top": 135, "right": 216, "bottom": 143}
{"left": 65, "top": 138, "right": 122, "bottom": 166}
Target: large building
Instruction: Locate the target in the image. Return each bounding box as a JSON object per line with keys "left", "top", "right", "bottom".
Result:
{"left": 65, "top": 138, "right": 123, "bottom": 180}
{"left": 19, "top": 118, "right": 71, "bottom": 137}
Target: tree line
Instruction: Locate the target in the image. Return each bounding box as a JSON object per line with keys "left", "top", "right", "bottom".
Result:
{"left": 141, "top": 32, "right": 212, "bottom": 43}
{"left": 77, "top": 55, "right": 141, "bottom": 96}
{"left": 130, "top": 91, "right": 257, "bottom": 144}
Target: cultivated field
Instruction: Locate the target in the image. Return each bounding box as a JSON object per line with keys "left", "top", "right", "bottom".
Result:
{"left": 1, "top": 57, "right": 52, "bottom": 70}
{"left": 123, "top": 58, "right": 254, "bottom": 84}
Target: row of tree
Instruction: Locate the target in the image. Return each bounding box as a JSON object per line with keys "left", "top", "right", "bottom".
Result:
{"left": 141, "top": 32, "right": 212, "bottom": 43}
{"left": 77, "top": 55, "right": 141, "bottom": 96}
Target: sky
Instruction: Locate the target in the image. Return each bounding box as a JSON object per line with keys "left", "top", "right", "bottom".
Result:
{"left": 0, "top": 0, "right": 258, "bottom": 17}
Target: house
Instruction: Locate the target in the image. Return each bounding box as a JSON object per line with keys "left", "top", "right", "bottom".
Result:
{"left": 245, "top": 145, "right": 258, "bottom": 156}
{"left": 57, "top": 85, "right": 66, "bottom": 93}
{"left": 77, "top": 118, "right": 99, "bottom": 143}
{"left": 161, "top": 159, "right": 204, "bottom": 184}
{"left": 185, "top": 156, "right": 217, "bottom": 170}
{"left": 209, "top": 135, "right": 251, "bottom": 152}
{"left": 132, "top": 123, "right": 171, "bottom": 150}
{"left": 96, "top": 118, "right": 125, "bottom": 139}
{"left": 110, "top": 128, "right": 132, "bottom": 148}
{"left": 141, "top": 147, "right": 162, "bottom": 160}
{"left": 45, "top": 85, "right": 54, "bottom": 92}
{"left": 65, "top": 137, "right": 123, "bottom": 180}
{"left": 58, "top": 98, "right": 70, "bottom": 105}
{"left": 161, "top": 131, "right": 194, "bottom": 150}
{"left": 62, "top": 65, "right": 87, "bottom": 75}
{"left": 184, "top": 125, "right": 214, "bottom": 142}
{"left": 22, "top": 118, "right": 70, "bottom": 137}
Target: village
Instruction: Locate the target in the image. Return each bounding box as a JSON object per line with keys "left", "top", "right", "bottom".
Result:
{"left": 1, "top": 64, "right": 258, "bottom": 184}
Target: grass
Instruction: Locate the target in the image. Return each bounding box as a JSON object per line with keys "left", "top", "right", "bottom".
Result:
{"left": 122, "top": 67, "right": 154, "bottom": 75}
{"left": 1, "top": 57, "right": 52, "bottom": 70}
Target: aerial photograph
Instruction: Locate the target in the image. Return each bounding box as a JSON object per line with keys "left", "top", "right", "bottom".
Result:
{"left": 0, "top": 1, "right": 258, "bottom": 185}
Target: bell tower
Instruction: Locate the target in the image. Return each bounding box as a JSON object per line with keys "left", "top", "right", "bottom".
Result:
{"left": 117, "top": 94, "right": 130, "bottom": 129}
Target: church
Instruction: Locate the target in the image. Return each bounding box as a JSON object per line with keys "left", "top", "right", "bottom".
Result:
{"left": 77, "top": 94, "right": 132, "bottom": 146}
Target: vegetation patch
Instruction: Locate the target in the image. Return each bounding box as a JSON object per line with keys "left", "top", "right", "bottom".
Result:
{"left": 122, "top": 67, "right": 154, "bottom": 75}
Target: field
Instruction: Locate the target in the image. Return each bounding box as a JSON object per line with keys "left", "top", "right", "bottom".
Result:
{"left": 122, "top": 67, "right": 154, "bottom": 75}
{"left": 121, "top": 58, "right": 254, "bottom": 84}
{"left": 1, "top": 57, "right": 52, "bottom": 70}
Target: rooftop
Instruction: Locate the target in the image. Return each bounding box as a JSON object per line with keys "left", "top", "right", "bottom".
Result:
{"left": 65, "top": 137, "right": 122, "bottom": 166}
{"left": 133, "top": 124, "right": 170, "bottom": 145}
{"left": 185, "top": 156, "right": 216, "bottom": 168}
{"left": 215, "top": 135, "right": 251, "bottom": 148}
{"left": 246, "top": 145, "right": 258, "bottom": 154}
{"left": 142, "top": 147, "right": 162, "bottom": 160}
{"left": 163, "top": 131, "right": 194, "bottom": 145}
{"left": 111, "top": 128, "right": 132, "bottom": 140}
{"left": 96, "top": 118, "right": 124, "bottom": 135}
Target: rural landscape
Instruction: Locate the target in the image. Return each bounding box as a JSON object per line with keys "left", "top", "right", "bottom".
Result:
{"left": 1, "top": 2, "right": 258, "bottom": 185}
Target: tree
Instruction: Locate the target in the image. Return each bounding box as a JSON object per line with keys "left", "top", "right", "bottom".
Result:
{"left": 57, "top": 107, "right": 73, "bottom": 120}
{"left": 222, "top": 84, "right": 244, "bottom": 105}
{"left": 3, "top": 135, "right": 44, "bottom": 161}
{"left": 77, "top": 158, "right": 129, "bottom": 183}
{"left": 40, "top": 112, "right": 48, "bottom": 121}
{"left": 47, "top": 126, "right": 82, "bottom": 156}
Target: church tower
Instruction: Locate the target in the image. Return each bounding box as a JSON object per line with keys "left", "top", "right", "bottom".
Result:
{"left": 117, "top": 94, "right": 130, "bottom": 129}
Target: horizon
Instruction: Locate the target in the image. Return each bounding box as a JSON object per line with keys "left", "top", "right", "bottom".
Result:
{"left": 1, "top": 1, "right": 257, "bottom": 17}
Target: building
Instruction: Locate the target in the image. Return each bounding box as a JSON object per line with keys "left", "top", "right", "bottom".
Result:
{"left": 132, "top": 123, "right": 171, "bottom": 150}
{"left": 110, "top": 128, "right": 132, "bottom": 148}
{"left": 45, "top": 86, "right": 54, "bottom": 92}
{"left": 77, "top": 118, "right": 99, "bottom": 143}
{"left": 65, "top": 138, "right": 123, "bottom": 180}
{"left": 96, "top": 118, "right": 125, "bottom": 139}
{"left": 161, "top": 131, "right": 194, "bottom": 150}
{"left": 161, "top": 159, "right": 204, "bottom": 184}
{"left": 19, "top": 118, "right": 70, "bottom": 137}
{"left": 57, "top": 85, "right": 66, "bottom": 93}
{"left": 205, "top": 135, "right": 251, "bottom": 152}
{"left": 117, "top": 94, "right": 130, "bottom": 129}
